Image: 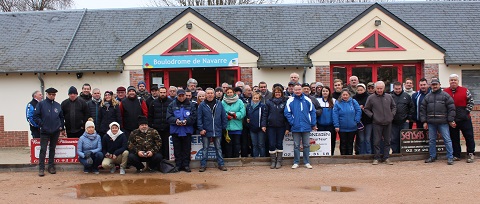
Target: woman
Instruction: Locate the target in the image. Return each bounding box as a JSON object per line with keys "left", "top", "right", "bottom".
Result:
{"left": 246, "top": 92, "right": 266, "bottom": 158}
{"left": 222, "top": 87, "right": 246, "bottom": 158}
{"left": 353, "top": 83, "right": 373, "bottom": 154}
{"left": 196, "top": 90, "right": 206, "bottom": 105}
{"left": 264, "top": 86, "right": 290, "bottom": 169}
{"left": 101, "top": 122, "right": 128, "bottom": 175}
{"left": 332, "top": 79, "right": 343, "bottom": 100}
{"left": 317, "top": 86, "right": 337, "bottom": 156}
{"left": 333, "top": 89, "right": 361, "bottom": 155}
{"left": 98, "top": 91, "right": 122, "bottom": 136}
{"left": 77, "top": 119, "right": 103, "bottom": 174}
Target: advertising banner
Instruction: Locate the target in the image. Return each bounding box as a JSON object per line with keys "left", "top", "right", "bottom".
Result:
{"left": 401, "top": 129, "right": 445, "bottom": 154}
{"left": 143, "top": 53, "right": 239, "bottom": 68}
{"left": 30, "top": 138, "right": 79, "bottom": 164}
{"left": 282, "top": 131, "right": 332, "bottom": 157}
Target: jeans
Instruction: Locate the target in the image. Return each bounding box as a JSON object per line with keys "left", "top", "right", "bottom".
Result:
{"left": 171, "top": 134, "right": 192, "bottom": 168}
{"left": 318, "top": 125, "right": 335, "bottom": 156}
{"left": 200, "top": 136, "right": 224, "bottom": 167}
{"left": 225, "top": 134, "right": 241, "bottom": 158}
{"left": 339, "top": 131, "right": 356, "bottom": 155}
{"left": 428, "top": 123, "right": 453, "bottom": 159}
{"left": 391, "top": 122, "right": 409, "bottom": 154}
{"left": 292, "top": 132, "right": 310, "bottom": 165}
{"left": 250, "top": 131, "right": 266, "bottom": 157}
{"left": 357, "top": 123, "right": 372, "bottom": 154}
{"left": 373, "top": 124, "right": 392, "bottom": 160}
{"left": 39, "top": 131, "right": 60, "bottom": 170}
{"left": 449, "top": 119, "right": 476, "bottom": 157}
{"left": 267, "top": 126, "right": 286, "bottom": 151}
{"left": 79, "top": 152, "right": 104, "bottom": 172}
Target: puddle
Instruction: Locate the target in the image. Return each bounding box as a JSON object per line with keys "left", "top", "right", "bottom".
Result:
{"left": 307, "top": 186, "right": 356, "bottom": 192}
{"left": 72, "top": 178, "right": 212, "bottom": 198}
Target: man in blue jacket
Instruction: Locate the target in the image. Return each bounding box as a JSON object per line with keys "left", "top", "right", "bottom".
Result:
{"left": 197, "top": 88, "right": 228, "bottom": 172}
{"left": 284, "top": 83, "right": 317, "bottom": 169}
{"left": 33, "top": 88, "right": 65, "bottom": 177}
{"left": 26, "top": 90, "right": 43, "bottom": 138}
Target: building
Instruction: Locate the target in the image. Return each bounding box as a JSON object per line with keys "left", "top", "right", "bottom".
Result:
{"left": 1, "top": 2, "right": 479, "bottom": 146}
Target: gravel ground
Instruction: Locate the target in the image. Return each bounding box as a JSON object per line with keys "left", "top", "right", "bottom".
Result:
{"left": 0, "top": 160, "right": 479, "bottom": 204}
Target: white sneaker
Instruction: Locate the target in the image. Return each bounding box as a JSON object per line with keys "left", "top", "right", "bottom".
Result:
{"left": 305, "top": 163, "right": 313, "bottom": 169}
{"left": 110, "top": 167, "right": 116, "bottom": 173}
{"left": 291, "top": 164, "right": 299, "bottom": 169}
{"left": 120, "top": 168, "right": 126, "bottom": 175}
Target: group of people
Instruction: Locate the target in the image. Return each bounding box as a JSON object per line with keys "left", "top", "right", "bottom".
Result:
{"left": 28, "top": 72, "right": 476, "bottom": 176}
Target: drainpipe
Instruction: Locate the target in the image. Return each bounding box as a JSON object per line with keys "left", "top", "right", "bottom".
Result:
{"left": 37, "top": 73, "right": 45, "bottom": 99}
{"left": 302, "top": 67, "right": 308, "bottom": 84}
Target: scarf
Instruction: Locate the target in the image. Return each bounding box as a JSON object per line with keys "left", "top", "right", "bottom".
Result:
{"left": 107, "top": 129, "right": 123, "bottom": 141}
{"left": 223, "top": 94, "right": 239, "bottom": 104}
{"left": 92, "top": 98, "right": 101, "bottom": 104}
{"left": 251, "top": 101, "right": 259, "bottom": 109}
{"left": 83, "top": 132, "right": 98, "bottom": 140}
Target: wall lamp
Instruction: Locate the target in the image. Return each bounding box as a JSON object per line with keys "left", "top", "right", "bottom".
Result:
{"left": 76, "top": 72, "right": 83, "bottom": 79}
{"left": 375, "top": 20, "right": 381, "bottom": 26}
{"left": 186, "top": 21, "right": 192, "bottom": 29}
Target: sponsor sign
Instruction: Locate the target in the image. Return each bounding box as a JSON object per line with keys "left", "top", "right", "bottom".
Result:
{"left": 283, "top": 131, "right": 331, "bottom": 157}
{"left": 400, "top": 129, "right": 445, "bottom": 154}
{"left": 169, "top": 135, "right": 218, "bottom": 160}
{"left": 30, "top": 138, "right": 79, "bottom": 164}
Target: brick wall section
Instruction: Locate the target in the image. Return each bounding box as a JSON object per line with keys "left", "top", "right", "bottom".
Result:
{"left": 129, "top": 70, "right": 145, "bottom": 88}
{"left": 0, "top": 116, "right": 29, "bottom": 147}
{"left": 424, "top": 64, "right": 439, "bottom": 81}
{"left": 316, "top": 66, "right": 330, "bottom": 85}
{"left": 471, "top": 105, "right": 480, "bottom": 141}
{"left": 241, "top": 67, "right": 253, "bottom": 86}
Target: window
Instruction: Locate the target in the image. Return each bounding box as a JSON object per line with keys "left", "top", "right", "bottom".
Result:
{"left": 462, "top": 70, "right": 480, "bottom": 104}
{"left": 163, "top": 34, "right": 218, "bottom": 55}
{"left": 349, "top": 30, "right": 405, "bottom": 52}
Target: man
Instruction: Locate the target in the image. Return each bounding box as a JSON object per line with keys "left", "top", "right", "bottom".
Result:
{"left": 215, "top": 87, "right": 224, "bottom": 100}
{"left": 364, "top": 81, "right": 396, "bottom": 165}
{"left": 221, "top": 82, "right": 230, "bottom": 93}
{"left": 309, "top": 82, "right": 317, "bottom": 96}
{"left": 116, "top": 86, "right": 127, "bottom": 102}
{"left": 444, "top": 74, "right": 475, "bottom": 163}
{"left": 289, "top": 72, "right": 300, "bottom": 84}
{"left": 284, "top": 81, "right": 295, "bottom": 97}
{"left": 302, "top": 83, "right": 323, "bottom": 117}
{"left": 185, "top": 89, "right": 193, "bottom": 102}
{"left": 87, "top": 88, "right": 102, "bottom": 130}
{"left": 347, "top": 76, "right": 359, "bottom": 95}
{"left": 33, "top": 88, "right": 65, "bottom": 177}
{"left": 332, "top": 79, "right": 343, "bottom": 100}
{"left": 235, "top": 81, "right": 245, "bottom": 90}
{"left": 128, "top": 116, "right": 163, "bottom": 173}
{"left": 187, "top": 78, "right": 198, "bottom": 101}
{"left": 242, "top": 85, "right": 253, "bottom": 104}
{"left": 26, "top": 90, "right": 43, "bottom": 138}
{"left": 404, "top": 78, "right": 415, "bottom": 96}
{"left": 412, "top": 78, "right": 431, "bottom": 128}
{"left": 421, "top": 78, "right": 455, "bottom": 165}
{"left": 284, "top": 84, "right": 317, "bottom": 169}
{"left": 80, "top": 83, "right": 92, "bottom": 101}
{"left": 146, "top": 85, "right": 159, "bottom": 108}
{"left": 119, "top": 86, "right": 148, "bottom": 138}
{"left": 315, "top": 82, "right": 324, "bottom": 98}
{"left": 61, "top": 86, "right": 90, "bottom": 138}
{"left": 168, "top": 86, "right": 177, "bottom": 99}
{"left": 137, "top": 81, "right": 151, "bottom": 101}
{"left": 366, "top": 82, "right": 375, "bottom": 95}
{"left": 148, "top": 86, "right": 173, "bottom": 159}
{"left": 391, "top": 82, "right": 414, "bottom": 154}
{"left": 197, "top": 88, "right": 228, "bottom": 172}
{"left": 167, "top": 89, "right": 197, "bottom": 172}
{"left": 258, "top": 81, "right": 272, "bottom": 103}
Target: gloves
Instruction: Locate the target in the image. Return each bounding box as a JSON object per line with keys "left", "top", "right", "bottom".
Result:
{"left": 86, "top": 157, "right": 93, "bottom": 165}
{"left": 84, "top": 151, "right": 92, "bottom": 159}
{"left": 227, "top": 115, "right": 233, "bottom": 120}
{"left": 227, "top": 112, "right": 237, "bottom": 119}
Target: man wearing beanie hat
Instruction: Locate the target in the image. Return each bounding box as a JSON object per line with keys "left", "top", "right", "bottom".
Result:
{"left": 61, "top": 86, "right": 90, "bottom": 138}
{"left": 148, "top": 86, "right": 173, "bottom": 159}
{"left": 128, "top": 116, "right": 163, "bottom": 173}
{"left": 120, "top": 85, "right": 148, "bottom": 139}
{"left": 77, "top": 118, "right": 103, "bottom": 174}
{"left": 145, "top": 85, "right": 159, "bottom": 108}
{"left": 137, "top": 81, "right": 151, "bottom": 101}
{"left": 34, "top": 87, "right": 65, "bottom": 177}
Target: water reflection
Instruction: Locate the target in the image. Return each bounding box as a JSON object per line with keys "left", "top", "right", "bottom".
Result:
{"left": 307, "top": 186, "right": 355, "bottom": 192}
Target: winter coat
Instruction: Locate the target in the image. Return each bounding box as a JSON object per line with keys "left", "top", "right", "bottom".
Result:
{"left": 317, "top": 97, "right": 336, "bottom": 126}
{"left": 222, "top": 99, "right": 246, "bottom": 131}
{"left": 284, "top": 93, "right": 316, "bottom": 132}
{"left": 246, "top": 102, "right": 266, "bottom": 133}
{"left": 412, "top": 89, "right": 431, "bottom": 122}
{"left": 102, "top": 133, "right": 128, "bottom": 156}
{"left": 77, "top": 133, "right": 102, "bottom": 158}
{"left": 353, "top": 92, "right": 373, "bottom": 125}
{"left": 167, "top": 98, "right": 196, "bottom": 136}
{"left": 420, "top": 89, "right": 455, "bottom": 124}
{"left": 444, "top": 86, "right": 474, "bottom": 122}
{"left": 197, "top": 99, "right": 228, "bottom": 137}
{"left": 264, "top": 97, "right": 290, "bottom": 129}
{"left": 34, "top": 98, "right": 65, "bottom": 134}
{"left": 61, "top": 97, "right": 90, "bottom": 134}
{"left": 307, "top": 95, "right": 323, "bottom": 117}
{"left": 333, "top": 98, "right": 362, "bottom": 132}
{"left": 87, "top": 99, "right": 102, "bottom": 129}
{"left": 364, "top": 93, "right": 396, "bottom": 125}
{"left": 26, "top": 98, "right": 39, "bottom": 128}
{"left": 98, "top": 103, "right": 122, "bottom": 135}
{"left": 120, "top": 97, "right": 148, "bottom": 131}
{"left": 391, "top": 90, "right": 414, "bottom": 124}
{"left": 128, "top": 128, "right": 162, "bottom": 154}
{"left": 148, "top": 97, "right": 173, "bottom": 132}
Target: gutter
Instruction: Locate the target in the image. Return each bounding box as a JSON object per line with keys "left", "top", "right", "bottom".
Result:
{"left": 56, "top": 8, "right": 88, "bottom": 70}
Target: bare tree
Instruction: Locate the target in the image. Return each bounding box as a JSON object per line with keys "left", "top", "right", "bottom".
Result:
{"left": 0, "top": 0, "right": 73, "bottom": 12}
{"left": 302, "top": 0, "right": 394, "bottom": 3}
{"left": 146, "top": 0, "right": 282, "bottom": 7}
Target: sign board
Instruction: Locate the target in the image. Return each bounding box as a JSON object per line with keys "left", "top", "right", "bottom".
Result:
{"left": 283, "top": 131, "right": 332, "bottom": 157}
{"left": 168, "top": 135, "right": 218, "bottom": 160}
{"left": 30, "top": 138, "right": 79, "bottom": 164}
{"left": 400, "top": 129, "right": 445, "bottom": 154}
{"left": 143, "top": 53, "right": 239, "bottom": 68}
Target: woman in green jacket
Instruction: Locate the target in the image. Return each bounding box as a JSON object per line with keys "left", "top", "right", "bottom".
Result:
{"left": 222, "top": 87, "right": 246, "bottom": 158}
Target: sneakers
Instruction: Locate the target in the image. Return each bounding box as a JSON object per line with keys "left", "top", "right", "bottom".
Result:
{"left": 184, "top": 167, "right": 192, "bottom": 172}
{"left": 447, "top": 158, "right": 454, "bottom": 165}
{"left": 291, "top": 164, "right": 299, "bottom": 169}
{"left": 47, "top": 165, "right": 56, "bottom": 174}
{"left": 120, "top": 168, "right": 126, "bottom": 175}
{"left": 93, "top": 171, "right": 100, "bottom": 175}
{"left": 110, "top": 167, "right": 116, "bottom": 174}
{"left": 38, "top": 169, "right": 45, "bottom": 177}
{"left": 199, "top": 167, "right": 206, "bottom": 172}
{"left": 305, "top": 164, "right": 313, "bottom": 169}
{"left": 384, "top": 159, "right": 393, "bottom": 165}
{"left": 453, "top": 157, "right": 461, "bottom": 161}
{"left": 218, "top": 166, "right": 227, "bottom": 171}
{"left": 425, "top": 157, "right": 436, "bottom": 163}
{"left": 467, "top": 153, "right": 475, "bottom": 163}
{"left": 372, "top": 160, "right": 379, "bottom": 165}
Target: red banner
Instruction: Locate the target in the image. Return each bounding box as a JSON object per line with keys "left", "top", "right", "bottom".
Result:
{"left": 30, "top": 138, "right": 79, "bottom": 164}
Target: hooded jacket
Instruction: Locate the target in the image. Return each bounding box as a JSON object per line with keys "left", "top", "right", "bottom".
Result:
{"left": 197, "top": 99, "right": 228, "bottom": 137}
{"left": 333, "top": 98, "right": 362, "bottom": 132}
{"left": 284, "top": 93, "right": 316, "bottom": 132}
{"left": 317, "top": 97, "right": 336, "bottom": 126}
{"left": 34, "top": 98, "right": 65, "bottom": 134}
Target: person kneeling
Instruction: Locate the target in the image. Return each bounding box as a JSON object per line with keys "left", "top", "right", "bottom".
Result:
{"left": 128, "top": 116, "right": 163, "bottom": 173}
{"left": 102, "top": 122, "right": 129, "bottom": 175}
{"left": 78, "top": 119, "right": 104, "bottom": 174}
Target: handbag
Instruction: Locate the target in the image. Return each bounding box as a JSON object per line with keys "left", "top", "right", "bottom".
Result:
{"left": 159, "top": 159, "right": 178, "bottom": 173}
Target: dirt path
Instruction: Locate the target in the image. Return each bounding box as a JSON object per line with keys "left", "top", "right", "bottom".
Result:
{"left": 1, "top": 160, "right": 479, "bottom": 203}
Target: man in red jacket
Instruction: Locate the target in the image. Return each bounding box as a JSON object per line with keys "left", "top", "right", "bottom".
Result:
{"left": 444, "top": 74, "right": 475, "bottom": 163}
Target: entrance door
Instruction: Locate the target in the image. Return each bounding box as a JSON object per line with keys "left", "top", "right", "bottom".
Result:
{"left": 217, "top": 68, "right": 240, "bottom": 87}
{"left": 167, "top": 69, "right": 191, "bottom": 88}
{"left": 192, "top": 68, "right": 216, "bottom": 90}
{"left": 352, "top": 66, "right": 373, "bottom": 84}
{"left": 376, "top": 66, "right": 398, "bottom": 92}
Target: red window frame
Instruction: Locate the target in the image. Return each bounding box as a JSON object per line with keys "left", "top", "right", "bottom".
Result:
{"left": 162, "top": 34, "right": 219, "bottom": 55}
{"left": 348, "top": 30, "right": 406, "bottom": 52}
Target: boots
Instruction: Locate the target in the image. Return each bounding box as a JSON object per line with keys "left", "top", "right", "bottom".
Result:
{"left": 275, "top": 150, "right": 283, "bottom": 169}
{"left": 269, "top": 151, "right": 277, "bottom": 169}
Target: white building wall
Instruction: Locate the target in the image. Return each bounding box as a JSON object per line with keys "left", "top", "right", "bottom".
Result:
{"left": 252, "top": 67, "right": 316, "bottom": 87}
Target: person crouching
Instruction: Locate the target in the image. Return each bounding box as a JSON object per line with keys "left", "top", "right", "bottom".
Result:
{"left": 127, "top": 116, "right": 163, "bottom": 173}
{"left": 77, "top": 118, "right": 104, "bottom": 174}
{"left": 101, "top": 122, "right": 129, "bottom": 175}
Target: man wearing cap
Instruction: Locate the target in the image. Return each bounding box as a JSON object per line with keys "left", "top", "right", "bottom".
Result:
{"left": 284, "top": 81, "right": 295, "bottom": 97}
{"left": 302, "top": 83, "right": 323, "bottom": 117}
{"left": 128, "top": 116, "right": 163, "bottom": 173}
{"left": 34, "top": 88, "right": 65, "bottom": 177}
{"left": 167, "top": 89, "right": 197, "bottom": 172}
{"left": 145, "top": 85, "right": 159, "bottom": 108}
{"left": 421, "top": 78, "right": 455, "bottom": 165}
{"left": 116, "top": 86, "right": 127, "bottom": 102}
{"left": 366, "top": 82, "right": 375, "bottom": 95}
{"left": 26, "top": 90, "right": 43, "bottom": 138}
{"left": 148, "top": 86, "right": 173, "bottom": 159}
{"left": 61, "top": 86, "right": 90, "bottom": 138}
{"left": 314, "top": 82, "right": 324, "bottom": 98}
{"left": 120, "top": 86, "right": 148, "bottom": 139}
{"left": 390, "top": 81, "right": 414, "bottom": 154}
{"left": 137, "top": 81, "right": 151, "bottom": 101}
{"left": 309, "top": 82, "right": 317, "bottom": 96}
{"left": 443, "top": 74, "right": 475, "bottom": 163}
